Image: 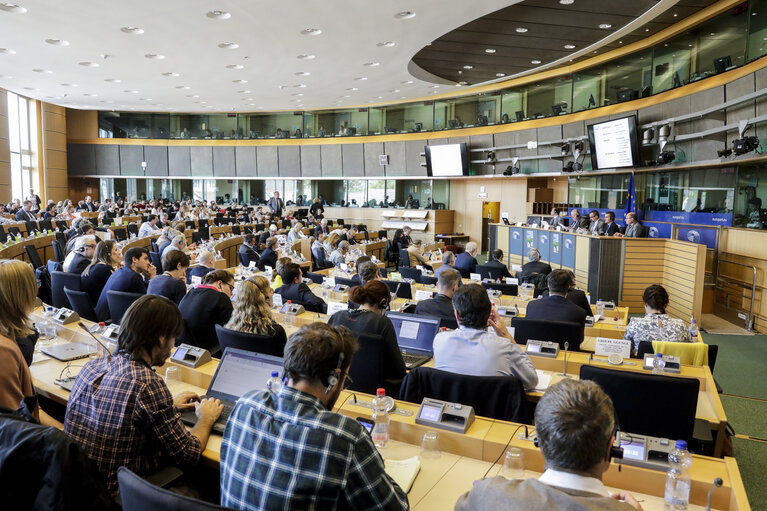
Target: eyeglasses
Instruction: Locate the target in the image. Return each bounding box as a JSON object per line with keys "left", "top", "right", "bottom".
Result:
{"left": 222, "top": 281, "right": 235, "bottom": 292}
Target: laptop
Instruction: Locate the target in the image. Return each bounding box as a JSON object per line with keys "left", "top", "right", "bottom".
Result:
{"left": 42, "top": 342, "right": 94, "bottom": 362}
{"left": 386, "top": 311, "right": 441, "bottom": 369}
{"left": 180, "top": 348, "right": 284, "bottom": 433}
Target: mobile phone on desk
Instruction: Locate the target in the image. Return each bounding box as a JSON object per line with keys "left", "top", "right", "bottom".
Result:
{"left": 357, "top": 417, "right": 374, "bottom": 434}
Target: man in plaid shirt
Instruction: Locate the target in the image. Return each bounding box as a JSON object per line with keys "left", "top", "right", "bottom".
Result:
{"left": 220, "top": 322, "right": 409, "bottom": 510}
{"left": 64, "top": 295, "right": 223, "bottom": 496}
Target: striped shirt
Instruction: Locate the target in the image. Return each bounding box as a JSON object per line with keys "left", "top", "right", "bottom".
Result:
{"left": 220, "top": 385, "right": 409, "bottom": 510}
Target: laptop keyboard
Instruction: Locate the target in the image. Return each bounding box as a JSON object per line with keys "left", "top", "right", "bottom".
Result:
{"left": 401, "top": 351, "right": 431, "bottom": 368}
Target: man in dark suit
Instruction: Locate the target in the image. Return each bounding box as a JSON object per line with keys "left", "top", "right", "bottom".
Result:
{"left": 415, "top": 268, "right": 459, "bottom": 320}
{"left": 519, "top": 248, "right": 552, "bottom": 276}
{"left": 485, "top": 249, "right": 513, "bottom": 279}
{"left": 259, "top": 224, "right": 278, "bottom": 246}
{"left": 275, "top": 262, "right": 326, "bottom": 313}
{"left": 313, "top": 219, "right": 330, "bottom": 237}
{"left": 616, "top": 212, "right": 646, "bottom": 238}
{"left": 258, "top": 237, "right": 279, "bottom": 271}
{"left": 587, "top": 210, "right": 606, "bottom": 236}
{"left": 267, "top": 191, "right": 284, "bottom": 218}
{"left": 15, "top": 200, "right": 36, "bottom": 222}
{"left": 83, "top": 195, "right": 97, "bottom": 212}
{"left": 540, "top": 270, "right": 593, "bottom": 317}
{"left": 567, "top": 209, "right": 590, "bottom": 232}
{"left": 238, "top": 233, "right": 260, "bottom": 266}
{"left": 187, "top": 250, "right": 216, "bottom": 283}
{"left": 63, "top": 235, "right": 96, "bottom": 274}
{"left": 525, "top": 270, "right": 587, "bottom": 326}
{"left": 454, "top": 241, "right": 478, "bottom": 277}
{"left": 95, "top": 247, "right": 156, "bottom": 321}
{"left": 603, "top": 211, "right": 620, "bottom": 236}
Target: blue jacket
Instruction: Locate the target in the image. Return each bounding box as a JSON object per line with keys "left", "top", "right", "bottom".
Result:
{"left": 95, "top": 267, "right": 148, "bottom": 321}
{"left": 147, "top": 273, "right": 187, "bottom": 304}
{"left": 454, "top": 252, "right": 478, "bottom": 276}
{"left": 258, "top": 248, "right": 278, "bottom": 271}
{"left": 525, "top": 294, "right": 587, "bottom": 326}
{"left": 187, "top": 265, "right": 214, "bottom": 284}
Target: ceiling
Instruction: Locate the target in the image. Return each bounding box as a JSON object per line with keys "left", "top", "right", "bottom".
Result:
{"left": 0, "top": 0, "right": 722, "bottom": 113}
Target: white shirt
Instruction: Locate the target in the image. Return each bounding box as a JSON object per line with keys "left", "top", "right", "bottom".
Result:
{"left": 538, "top": 469, "right": 610, "bottom": 497}
{"left": 138, "top": 222, "right": 158, "bottom": 238}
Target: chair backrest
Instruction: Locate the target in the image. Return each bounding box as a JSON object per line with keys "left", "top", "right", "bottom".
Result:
{"left": 50, "top": 271, "right": 82, "bottom": 308}
{"left": 118, "top": 467, "right": 234, "bottom": 511}
{"left": 636, "top": 340, "right": 654, "bottom": 359}
{"left": 237, "top": 252, "right": 250, "bottom": 267}
{"left": 64, "top": 287, "right": 98, "bottom": 322}
{"left": 38, "top": 219, "right": 53, "bottom": 232}
{"left": 25, "top": 221, "right": 38, "bottom": 235}
{"left": 399, "top": 266, "right": 422, "bottom": 283}
{"left": 150, "top": 241, "right": 158, "bottom": 253}
{"left": 231, "top": 225, "right": 241, "bottom": 235}
{"left": 481, "top": 281, "right": 518, "bottom": 296}
{"left": 708, "top": 344, "right": 718, "bottom": 374}
{"left": 579, "top": 365, "right": 699, "bottom": 444}
{"left": 55, "top": 220, "right": 69, "bottom": 231}
{"left": 107, "top": 290, "right": 144, "bottom": 325}
{"left": 347, "top": 333, "right": 387, "bottom": 395}
{"left": 305, "top": 272, "right": 325, "bottom": 284}
{"left": 185, "top": 220, "right": 196, "bottom": 229}
{"left": 24, "top": 244, "right": 44, "bottom": 269}
{"left": 149, "top": 252, "right": 163, "bottom": 273}
{"left": 382, "top": 279, "right": 412, "bottom": 299}
{"left": 113, "top": 228, "right": 127, "bottom": 241}
{"left": 311, "top": 247, "right": 328, "bottom": 268}
{"left": 51, "top": 240, "right": 65, "bottom": 263}
{"left": 126, "top": 223, "right": 139, "bottom": 236}
{"left": 477, "top": 264, "right": 504, "bottom": 280}
{"left": 398, "top": 244, "right": 411, "bottom": 266}
{"left": 399, "top": 367, "right": 528, "bottom": 423}
{"left": 214, "top": 324, "right": 284, "bottom": 357}
{"left": 198, "top": 219, "right": 208, "bottom": 229}
{"left": 334, "top": 276, "right": 356, "bottom": 288}
{"left": 47, "top": 259, "right": 62, "bottom": 273}
{"left": 420, "top": 275, "right": 438, "bottom": 286}
{"left": 510, "top": 317, "right": 584, "bottom": 350}
{"left": 7, "top": 226, "right": 21, "bottom": 238}
{"left": 517, "top": 272, "right": 547, "bottom": 289}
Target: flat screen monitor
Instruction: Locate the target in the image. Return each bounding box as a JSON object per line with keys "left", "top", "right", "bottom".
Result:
{"left": 587, "top": 115, "right": 640, "bottom": 170}
{"left": 425, "top": 143, "right": 470, "bottom": 177}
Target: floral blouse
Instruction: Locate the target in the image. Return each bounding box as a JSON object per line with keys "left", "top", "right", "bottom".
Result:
{"left": 624, "top": 313, "right": 692, "bottom": 352}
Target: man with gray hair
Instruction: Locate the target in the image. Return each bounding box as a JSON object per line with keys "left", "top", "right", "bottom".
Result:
{"left": 329, "top": 240, "right": 350, "bottom": 267}
{"left": 188, "top": 250, "right": 216, "bottom": 283}
{"left": 455, "top": 379, "right": 642, "bottom": 510}
{"left": 161, "top": 234, "right": 186, "bottom": 259}
{"left": 63, "top": 234, "right": 97, "bottom": 274}
{"left": 568, "top": 208, "right": 590, "bottom": 232}
{"left": 415, "top": 268, "right": 459, "bottom": 320}
{"left": 356, "top": 261, "right": 381, "bottom": 286}
{"left": 520, "top": 247, "right": 552, "bottom": 276}
{"left": 406, "top": 239, "right": 432, "bottom": 270}
{"left": 434, "top": 250, "right": 460, "bottom": 282}
{"left": 454, "top": 241, "right": 478, "bottom": 277}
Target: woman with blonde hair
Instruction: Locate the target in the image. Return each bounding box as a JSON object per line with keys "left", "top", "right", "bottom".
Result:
{"left": 225, "top": 275, "right": 286, "bottom": 349}
{"left": 271, "top": 256, "right": 293, "bottom": 290}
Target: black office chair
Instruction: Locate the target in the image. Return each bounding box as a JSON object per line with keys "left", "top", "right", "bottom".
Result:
{"left": 237, "top": 252, "right": 249, "bottom": 267}
{"left": 580, "top": 365, "right": 700, "bottom": 445}
{"left": 347, "top": 333, "right": 390, "bottom": 395}
{"left": 113, "top": 228, "right": 127, "bottom": 241}
{"left": 482, "top": 282, "right": 518, "bottom": 296}
{"left": 185, "top": 220, "right": 196, "bottom": 229}
{"left": 334, "top": 276, "right": 356, "bottom": 288}
{"left": 38, "top": 220, "right": 52, "bottom": 232}
{"left": 400, "top": 367, "right": 529, "bottom": 423}
{"left": 50, "top": 271, "right": 81, "bottom": 309}
{"left": 198, "top": 219, "right": 208, "bottom": 229}
{"left": 47, "top": 259, "right": 62, "bottom": 273}
{"left": 214, "top": 325, "right": 285, "bottom": 357}
{"left": 398, "top": 244, "right": 411, "bottom": 267}
{"left": 149, "top": 251, "right": 163, "bottom": 273}
{"left": 382, "top": 280, "right": 412, "bottom": 299}
{"left": 398, "top": 267, "right": 422, "bottom": 283}
{"left": 126, "top": 223, "right": 139, "bottom": 237}
{"left": 24, "top": 245, "right": 44, "bottom": 269}
{"left": 55, "top": 220, "right": 68, "bottom": 231}
{"left": 150, "top": 241, "right": 159, "bottom": 253}
{"left": 510, "top": 317, "right": 584, "bottom": 350}
{"left": 117, "top": 467, "right": 235, "bottom": 511}
{"left": 384, "top": 240, "right": 399, "bottom": 267}
{"left": 305, "top": 272, "right": 325, "bottom": 284}
{"left": 420, "top": 275, "right": 438, "bottom": 286}
{"left": 7, "top": 226, "right": 21, "bottom": 238}
{"left": 477, "top": 264, "right": 505, "bottom": 280}
{"left": 255, "top": 222, "right": 265, "bottom": 232}
{"left": 438, "top": 316, "right": 459, "bottom": 330}
{"left": 25, "top": 221, "right": 38, "bottom": 235}
{"left": 231, "top": 225, "right": 241, "bottom": 235}
{"left": 198, "top": 226, "right": 210, "bottom": 241}
{"left": 636, "top": 340, "right": 654, "bottom": 359}
{"left": 64, "top": 287, "right": 98, "bottom": 322}
{"left": 107, "top": 290, "right": 144, "bottom": 325}
{"left": 311, "top": 247, "right": 332, "bottom": 269}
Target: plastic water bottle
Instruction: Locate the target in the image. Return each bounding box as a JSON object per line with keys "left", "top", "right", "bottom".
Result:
{"left": 689, "top": 318, "right": 699, "bottom": 339}
{"left": 283, "top": 300, "right": 294, "bottom": 326}
{"left": 42, "top": 307, "right": 57, "bottom": 343}
{"left": 371, "top": 388, "right": 390, "bottom": 448}
{"left": 664, "top": 440, "right": 692, "bottom": 510}
{"left": 266, "top": 371, "right": 282, "bottom": 393}
{"left": 596, "top": 299, "right": 606, "bottom": 317}
{"left": 653, "top": 353, "right": 666, "bottom": 374}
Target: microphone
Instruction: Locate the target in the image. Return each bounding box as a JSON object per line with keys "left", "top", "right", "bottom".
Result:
{"left": 77, "top": 322, "right": 113, "bottom": 359}
{"left": 562, "top": 341, "right": 569, "bottom": 376}
{"left": 705, "top": 478, "right": 723, "bottom": 511}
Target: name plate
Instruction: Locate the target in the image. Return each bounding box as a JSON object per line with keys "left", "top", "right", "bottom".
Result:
{"left": 469, "top": 273, "right": 481, "bottom": 282}
{"left": 273, "top": 293, "right": 283, "bottom": 307}
{"left": 594, "top": 337, "right": 632, "bottom": 359}
{"left": 191, "top": 276, "right": 202, "bottom": 286}
{"left": 506, "top": 278, "right": 518, "bottom": 285}
{"left": 415, "top": 289, "right": 434, "bottom": 301}
{"left": 326, "top": 301, "right": 348, "bottom": 316}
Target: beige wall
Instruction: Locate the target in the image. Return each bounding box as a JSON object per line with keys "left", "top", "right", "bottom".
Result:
{"left": 0, "top": 88, "right": 10, "bottom": 203}
{"left": 41, "top": 103, "right": 68, "bottom": 202}
{"left": 65, "top": 109, "right": 97, "bottom": 140}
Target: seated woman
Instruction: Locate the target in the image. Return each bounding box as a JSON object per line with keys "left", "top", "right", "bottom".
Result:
{"left": 327, "top": 280, "right": 406, "bottom": 396}
{"left": 81, "top": 240, "right": 122, "bottom": 307}
{"left": 178, "top": 270, "right": 235, "bottom": 352}
{"left": 147, "top": 250, "right": 190, "bottom": 305}
{"left": 624, "top": 284, "right": 691, "bottom": 353}
{"left": 224, "top": 276, "right": 286, "bottom": 351}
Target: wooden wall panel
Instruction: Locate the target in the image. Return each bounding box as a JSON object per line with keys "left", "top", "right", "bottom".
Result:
{"left": 41, "top": 103, "right": 69, "bottom": 202}
{"left": 65, "top": 109, "right": 98, "bottom": 140}
{"left": 0, "top": 89, "right": 10, "bottom": 202}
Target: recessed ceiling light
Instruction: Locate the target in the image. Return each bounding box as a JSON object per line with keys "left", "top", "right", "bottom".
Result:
{"left": 377, "top": 41, "right": 396, "bottom": 47}
{"left": 346, "top": 87, "right": 358, "bottom": 91}
{"left": 301, "top": 28, "right": 322, "bottom": 35}
{"left": 294, "top": 84, "right": 307, "bottom": 88}
{"left": 292, "top": 93, "right": 304, "bottom": 96}
{"left": 187, "top": 94, "right": 200, "bottom": 98}
{"left": 395, "top": 11, "right": 416, "bottom": 19}
{"left": 60, "top": 83, "right": 77, "bottom": 87}
{"left": 0, "top": 48, "right": 16, "bottom": 54}
{"left": 559, "top": 0, "right": 574, "bottom": 4}
{"left": 0, "top": 74, "right": 12, "bottom": 79}
{"left": 645, "top": 28, "right": 650, "bottom": 32}
{"left": 295, "top": 71, "right": 311, "bottom": 76}
{"left": 564, "top": 44, "right": 576, "bottom": 49}
{"left": 0, "top": 3, "right": 26, "bottom": 13}
{"left": 32, "top": 68, "right": 52, "bottom": 74}
{"left": 45, "top": 38, "right": 69, "bottom": 46}
{"left": 162, "top": 72, "right": 180, "bottom": 77}
{"left": 496, "top": 72, "right": 506, "bottom": 77}
{"left": 399, "top": 96, "right": 407, "bottom": 99}
{"left": 673, "top": 13, "right": 678, "bottom": 17}
{"left": 176, "top": 85, "right": 191, "bottom": 89}
{"left": 121, "top": 26, "right": 144, "bottom": 35}
{"left": 531, "top": 59, "right": 542, "bottom": 64}
{"left": 236, "top": 90, "right": 251, "bottom": 94}
{"left": 485, "top": 48, "right": 496, "bottom": 54}
{"left": 23, "top": 86, "right": 38, "bottom": 91}
{"left": 364, "top": 62, "right": 381, "bottom": 67}
{"left": 226, "top": 64, "right": 244, "bottom": 70}
{"left": 401, "top": 80, "right": 413, "bottom": 84}
{"left": 145, "top": 53, "right": 165, "bottom": 59}
{"left": 463, "top": 65, "right": 473, "bottom": 69}
{"left": 598, "top": 23, "right": 612, "bottom": 29}
{"left": 139, "top": 98, "right": 152, "bottom": 101}
{"left": 206, "top": 10, "right": 231, "bottom": 19}
{"left": 232, "top": 79, "right": 248, "bottom": 83}
{"left": 79, "top": 61, "right": 99, "bottom": 67}
{"left": 218, "top": 42, "right": 239, "bottom": 49}
{"left": 515, "top": 27, "right": 528, "bottom": 33}
{"left": 124, "top": 90, "right": 139, "bottom": 93}
{"left": 104, "top": 78, "right": 121, "bottom": 82}
{"left": 297, "top": 54, "right": 315, "bottom": 60}
{"left": 243, "top": 97, "right": 254, "bottom": 101}
{"left": 389, "top": 89, "right": 400, "bottom": 93}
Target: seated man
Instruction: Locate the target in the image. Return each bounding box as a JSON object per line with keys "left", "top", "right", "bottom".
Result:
{"left": 63, "top": 234, "right": 97, "bottom": 274}
{"left": 519, "top": 248, "right": 552, "bottom": 277}
{"left": 433, "top": 251, "right": 461, "bottom": 285}
{"left": 353, "top": 260, "right": 382, "bottom": 286}
{"left": 95, "top": 247, "right": 157, "bottom": 321}
{"left": 406, "top": 240, "right": 432, "bottom": 270}
{"left": 138, "top": 214, "right": 159, "bottom": 238}
{"left": 568, "top": 209, "right": 590, "bottom": 232}
{"left": 257, "top": 236, "right": 279, "bottom": 271}
{"left": 615, "top": 212, "right": 647, "bottom": 238}
{"left": 161, "top": 234, "right": 187, "bottom": 259}
{"left": 603, "top": 211, "right": 620, "bottom": 236}
{"left": 220, "top": 323, "right": 408, "bottom": 510}
{"left": 588, "top": 210, "right": 606, "bottom": 236}
{"left": 259, "top": 224, "right": 278, "bottom": 246}
{"left": 540, "top": 269, "right": 592, "bottom": 317}
{"left": 433, "top": 284, "right": 537, "bottom": 389}
{"left": 188, "top": 249, "right": 217, "bottom": 283}
{"left": 238, "top": 233, "right": 259, "bottom": 266}
{"left": 455, "top": 379, "right": 642, "bottom": 511}
{"left": 415, "top": 268, "right": 459, "bottom": 320}
{"left": 548, "top": 207, "right": 567, "bottom": 229}
{"left": 275, "top": 262, "right": 326, "bottom": 313}
{"left": 329, "top": 240, "right": 350, "bottom": 267}
{"left": 64, "top": 295, "right": 223, "bottom": 497}
{"left": 454, "top": 241, "right": 479, "bottom": 276}
{"left": 485, "top": 249, "right": 512, "bottom": 279}
{"left": 526, "top": 269, "right": 588, "bottom": 326}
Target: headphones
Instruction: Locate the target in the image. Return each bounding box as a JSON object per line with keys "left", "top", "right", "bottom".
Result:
{"left": 325, "top": 351, "right": 345, "bottom": 394}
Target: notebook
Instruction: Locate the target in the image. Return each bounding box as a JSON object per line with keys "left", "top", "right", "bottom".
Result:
{"left": 386, "top": 312, "right": 441, "bottom": 369}
{"left": 384, "top": 456, "right": 421, "bottom": 493}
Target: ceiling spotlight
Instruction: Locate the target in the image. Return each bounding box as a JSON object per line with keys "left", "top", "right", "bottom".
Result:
{"left": 515, "top": 27, "right": 529, "bottom": 33}
{"left": 346, "top": 87, "right": 358, "bottom": 91}
{"left": 598, "top": 23, "right": 613, "bottom": 29}
{"left": 0, "top": 48, "right": 16, "bottom": 54}
{"left": 355, "top": 77, "right": 367, "bottom": 81}
{"left": 656, "top": 150, "right": 676, "bottom": 164}
{"left": 642, "top": 128, "right": 655, "bottom": 145}
{"left": 145, "top": 53, "right": 165, "bottom": 59}
{"left": 717, "top": 148, "right": 733, "bottom": 158}
{"left": 429, "top": 85, "right": 440, "bottom": 88}
{"left": 236, "top": 90, "right": 251, "bottom": 94}
{"left": 573, "top": 141, "right": 585, "bottom": 154}
{"left": 377, "top": 41, "right": 396, "bottom": 47}
{"left": 124, "top": 90, "right": 139, "bottom": 93}
{"left": 206, "top": 10, "right": 231, "bottom": 19}
{"left": 23, "top": 87, "right": 38, "bottom": 91}
{"left": 658, "top": 124, "right": 671, "bottom": 143}
{"left": 561, "top": 143, "right": 571, "bottom": 156}
{"left": 162, "top": 72, "right": 180, "bottom": 77}
{"left": 301, "top": 28, "right": 322, "bottom": 35}
{"left": 292, "top": 93, "right": 304, "bottom": 96}
{"left": 364, "top": 62, "right": 381, "bottom": 67}
{"left": 463, "top": 65, "right": 473, "bottom": 69}
{"left": 294, "top": 84, "right": 307, "bottom": 88}
{"left": 0, "top": 3, "right": 25, "bottom": 13}
{"left": 218, "top": 42, "right": 239, "bottom": 49}
{"left": 389, "top": 89, "right": 400, "bottom": 93}
{"left": 226, "top": 64, "right": 244, "bottom": 70}
{"left": 485, "top": 48, "right": 496, "bottom": 54}
{"left": 60, "top": 83, "right": 78, "bottom": 87}
{"left": 560, "top": 0, "right": 575, "bottom": 4}
{"left": 79, "top": 61, "right": 99, "bottom": 67}
{"left": 458, "top": 81, "right": 468, "bottom": 86}
{"left": 496, "top": 73, "right": 506, "bottom": 77}
{"left": 564, "top": 44, "right": 576, "bottom": 49}
{"left": 504, "top": 158, "right": 520, "bottom": 175}
{"left": 295, "top": 71, "right": 311, "bottom": 76}
{"left": 297, "top": 54, "right": 315, "bottom": 60}
{"left": 45, "top": 38, "right": 69, "bottom": 46}
{"left": 563, "top": 161, "right": 583, "bottom": 173}
{"left": 32, "top": 68, "right": 52, "bottom": 74}
{"left": 531, "top": 59, "right": 542, "bottom": 64}
{"left": 395, "top": 11, "right": 416, "bottom": 19}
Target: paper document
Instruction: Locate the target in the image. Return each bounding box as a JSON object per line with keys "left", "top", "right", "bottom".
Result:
{"left": 533, "top": 370, "right": 553, "bottom": 392}
{"left": 384, "top": 456, "right": 421, "bottom": 493}
{"left": 400, "top": 321, "right": 420, "bottom": 339}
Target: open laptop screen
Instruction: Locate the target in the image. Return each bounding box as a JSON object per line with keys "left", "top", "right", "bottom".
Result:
{"left": 207, "top": 348, "right": 284, "bottom": 402}
{"left": 386, "top": 312, "right": 440, "bottom": 353}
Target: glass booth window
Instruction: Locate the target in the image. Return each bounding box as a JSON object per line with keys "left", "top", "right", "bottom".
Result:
{"left": 734, "top": 166, "right": 767, "bottom": 229}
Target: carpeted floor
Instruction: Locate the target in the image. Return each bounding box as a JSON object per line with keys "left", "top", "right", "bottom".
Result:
{"left": 731, "top": 437, "right": 767, "bottom": 511}
{"left": 702, "top": 332, "right": 767, "bottom": 400}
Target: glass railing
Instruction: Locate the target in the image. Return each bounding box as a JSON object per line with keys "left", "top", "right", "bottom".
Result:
{"left": 95, "top": 3, "right": 764, "bottom": 141}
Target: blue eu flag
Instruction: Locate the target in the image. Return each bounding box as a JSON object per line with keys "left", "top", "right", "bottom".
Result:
{"left": 625, "top": 174, "right": 637, "bottom": 217}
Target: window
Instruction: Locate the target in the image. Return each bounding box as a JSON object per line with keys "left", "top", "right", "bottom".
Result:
{"left": 100, "top": 179, "right": 115, "bottom": 202}
{"left": 7, "top": 92, "right": 37, "bottom": 201}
